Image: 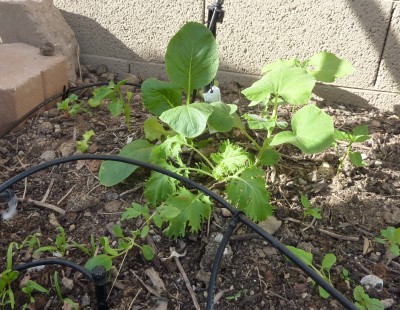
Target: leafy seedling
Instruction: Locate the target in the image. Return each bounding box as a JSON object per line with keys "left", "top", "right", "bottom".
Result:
{"left": 353, "top": 285, "right": 384, "bottom": 310}
{"left": 334, "top": 124, "right": 370, "bottom": 173}
{"left": 77, "top": 130, "right": 95, "bottom": 153}
{"left": 300, "top": 195, "right": 322, "bottom": 220}
{"left": 287, "top": 246, "right": 336, "bottom": 298}
{"left": 226, "top": 289, "right": 247, "bottom": 302}
{"left": 54, "top": 271, "right": 79, "bottom": 310}
{"left": 21, "top": 280, "right": 49, "bottom": 306}
{"left": 90, "top": 80, "right": 134, "bottom": 131}
{"left": 57, "top": 93, "right": 98, "bottom": 116}
{"left": 34, "top": 226, "right": 69, "bottom": 257}
{"left": 0, "top": 243, "right": 19, "bottom": 309}
{"left": 374, "top": 226, "right": 400, "bottom": 257}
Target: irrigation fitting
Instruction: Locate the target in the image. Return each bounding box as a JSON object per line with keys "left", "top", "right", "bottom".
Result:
{"left": 0, "top": 189, "right": 17, "bottom": 220}
{"left": 92, "top": 265, "right": 109, "bottom": 310}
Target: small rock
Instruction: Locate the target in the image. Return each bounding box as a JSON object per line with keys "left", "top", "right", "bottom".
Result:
{"left": 61, "top": 276, "right": 74, "bottom": 293}
{"left": 66, "top": 193, "right": 100, "bottom": 212}
{"left": 317, "top": 162, "right": 335, "bottom": 179}
{"left": 120, "top": 73, "right": 141, "bottom": 85}
{"left": 38, "top": 121, "right": 54, "bottom": 134}
{"left": 104, "top": 200, "right": 123, "bottom": 213}
{"left": 40, "top": 150, "right": 56, "bottom": 162}
{"left": 263, "top": 246, "right": 278, "bottom": 257}
{"left": 381, "top": 298, "right": 395, "bottom": 309}
{"left": 79, "top": 66, "right": 90, "bottom": 79}
{"left": 81, "top": 294, "right": 91, "bottom": 307}
{"left": 200, "top": 233, "right": 233, "bottom": 271}
{"left": 54, "top": 124, "right": 61, "bottom": 133}
{"left": 88, "top": 73, "right": 98, "bottom": 83}
{"left": 48, "top": 213, "right": 61, "bottom": 227}
{"left": 221, "top": 208, "right": 232, "bottom": 217}
{"left": 96, "top": 64, "right": 108, "bottom": 76}
{"left": 59, "top": 141, "right": 76, "bottom": 157}
{"left": 360, "top": 274, "right": 383, "bottom": 291}
{"left": 69, "top": 224, "right": 75, "bottom": 232}
{"left": 258, "top": 216, "right": 282, "bottom": 235}
{"left": 383, "top": 208, "right": 400, "bottom": 225}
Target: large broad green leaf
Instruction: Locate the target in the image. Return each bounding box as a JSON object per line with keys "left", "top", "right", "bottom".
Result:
{"left": 243, "top": 113, "right": 275, "bottom": 130}
{"left": 141, "top": 78, "right": 182, "bottom": 116}
{"left": 270, "top": 105, "right": 334, "bottom": 154}
{"left": 160, "top": 102, "right": 213, "bottom": 138}
{"left": 99, "top": 139, "right": 154, "bottom": 186}
{"left": 242, "top": 66, "right": 316, "bottom": 105}
{"left": 160, "top": 188, "right": 212, "bottom": 238}
{"left": 165, "top": 22, "right": 219, "bottom": 95}
{"left": 226, "top": 168, "right": 273, "bottom": 221}
{"left": 261, "top": 58, "right": 298, "bottom": 74}
{"left": 207, "top": 102, "right": 237, "bottom": 133}
{"left": 307, "top": 51, "right": 354, "bottom": 83}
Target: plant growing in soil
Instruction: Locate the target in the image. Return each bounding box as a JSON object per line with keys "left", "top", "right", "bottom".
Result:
{"left": 286, "top": 246, "right": 337, "bottom": 298}
{"left": 374, "top": 226, "right": 400, "bottom": 257}
{"left": 0, "top": 243, "right": 19, "bottom": 308}
{"left": 353, "top": 285, "right": 384, "bottom": 310}
{"left": 334, "top": 124, "right": 370, "bottom": 173}
{"left": 54, "top": 271, "right": 79, "bottom": 309}
{"left": 57, "top": 93, "right": 98, "bottom": 116}
{"left": 21, "top": 280, "right": 49, "bottom": 308}
{"left": 89, "top": 80, "right": 134, "bottom": 131}
{"left": 98, "top": 22, "right": 354, "bottom": 239}
{"left": 300, "top": 194, "right": 322, "bottom": 220}
{"left": 76, "top": 130, "right": 95, "bottom": 153}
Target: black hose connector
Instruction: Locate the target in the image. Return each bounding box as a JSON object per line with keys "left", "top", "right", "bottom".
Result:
{"left": 0, "top": 189, "right": 13, "bottom": 202}
{"left": 92, "top": 265, "right": 109, "bottom": 310}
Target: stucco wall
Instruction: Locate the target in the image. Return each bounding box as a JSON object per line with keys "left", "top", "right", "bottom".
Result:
{"left": 53, "top": 0, "right": 400, "bottom": 112}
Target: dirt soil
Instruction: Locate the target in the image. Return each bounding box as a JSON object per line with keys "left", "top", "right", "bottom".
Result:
{"left": 1, "top": 69, "right": 400, "bottom": 309}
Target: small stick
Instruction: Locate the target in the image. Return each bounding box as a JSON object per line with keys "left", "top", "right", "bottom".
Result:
{"left": 285, "top": 217, "right": 359, "bottom": 241}
{"left": 130, "top": 270, "right": 161, "bottom": 298}
{"left": 128, "top": 288, "right": 142, "bottom": 310}
{"left": 57, "top": 185, "right": 75, "bottom": 205}
{"left": 41, "top": 178, "right": 55, "bottom": 203}
{"left": 18, "top": 198, "right": 65, "bottom": 216}
{"left": 173, "top": 255, "right": 200, "bottom": 310}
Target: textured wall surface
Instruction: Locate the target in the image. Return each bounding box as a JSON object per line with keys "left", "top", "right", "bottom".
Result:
{"left": 53, "top": 0, "right": 400, "bottom": 112}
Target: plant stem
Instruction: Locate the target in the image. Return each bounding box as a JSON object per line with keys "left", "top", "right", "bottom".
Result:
{"left": 267, "top": 96, "right": 279, "bottom": 139}
{"left": 337, "top": 142, "right": 352, "bottom": 174}
{"left": 239, "top": 128, "right": 261, "bottom": 151}
{"left": 185, "top": 144, "right": 215, "bottom": 170}
{"left": 174, "top": 167, "right": 215, "bottom": 179}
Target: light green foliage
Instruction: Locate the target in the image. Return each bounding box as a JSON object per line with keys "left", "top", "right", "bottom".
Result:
{"left": 144, "top": 118, "right": 170, "bottom": 141}
{"left": 207, "top": 102, "right": 238, "bottom": 133}
{"left": 160, "top": 188, "right": 212, "bottom": 237}
{"left": 335, "top": 124, "right": 370, "bottom": 173}
{"left": 226, "top": 168, "right": 273, "bottom": 221}
{"left": 57, "top": 93, "right": 96, "bottom": 116}
{"left": 34, "top": 226, "right": 69, "bottom": 257}
{"left": 300, "top": 195, "right": 322, "bottom": 220}
{"left": 270, "top": 104, "right": 334, "bottom": 154}
{"left": 375, "top": 226, "right": 400, "bottom": 257}
{"left": 21, "top": 280, "right": 49, "bottom": 305}
{"left": 90, "top": 80, "right": 134, "bottom": 131}
{"left": 76, "top": 130, "right": 95, "bottom": 153}
{"left": 287, "top": 246, "right": 336, "bottom": 298}
{"left": 353, "top": 286, "right": 384, "bottom": 310}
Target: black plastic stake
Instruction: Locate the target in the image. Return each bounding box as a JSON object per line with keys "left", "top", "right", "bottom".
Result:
{"left": 92, "top": 265, "right": 109, "bottom": 310}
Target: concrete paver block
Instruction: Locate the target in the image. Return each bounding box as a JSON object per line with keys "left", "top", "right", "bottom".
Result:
{"left": 0, "top": 43, "right": 68, "bottom": 135}
{"left": 0, "top": 0, "right": 79, "bottom": 83}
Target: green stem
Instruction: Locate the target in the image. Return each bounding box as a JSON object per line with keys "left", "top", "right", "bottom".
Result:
{"left": 239, "top": 128, "right": 261, "bottom": 151}
{"left": 337, "top": 142, "right": 352, "bottom": 174}
{"left": 174, "top": 167, "right": 215, "bottom": 179}
{"left": 267, "top": 96, "right": 279, "bottom": 139}
{"left": 184, "top": 144, "right": 215, "bottom": 170}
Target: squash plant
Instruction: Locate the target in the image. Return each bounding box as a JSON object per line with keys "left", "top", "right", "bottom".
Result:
{"left": 98, "top": 21, "right": 354, "bottom": 238}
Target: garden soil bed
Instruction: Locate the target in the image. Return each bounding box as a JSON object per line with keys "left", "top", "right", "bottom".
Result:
{"left": 1, "top": 74, "right": 400, "bottom": 309}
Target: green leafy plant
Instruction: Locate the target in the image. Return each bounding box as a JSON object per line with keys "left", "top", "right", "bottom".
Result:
{"left": 334, "top": 124, "right": 370, "bottom": 173}
{"left": 90, "top": 80, "right": 134, "bottom": 131}
{"left": 226, "top": 289, "right": 247, "bottom": 302}
{"left": 287, "top": 246, "right": 336, "bottom": 298}
{"left": 21, "top": 280, "right": 49, "bottom": 308}
{"left": 0, "top": 243, "right": 19, "bottom": 309}
{"left": 34, "top": 226, "right": 69, "bottom": 257}
{"left": 353, "top": 285, "right": 384, "bottom": 310}
{"left": 374, "top": 226, "right": 400, "bottom": 257}
{"left": 77, "top": 130, "right": 95, "bottom": 153}
{"left": 54, "top": 271, "right": 79, "bottom": 310}
{"left": 98, "top": 22, "right": 354, "bottom": 239}
{"left": 85, "top": 210, "right": 154, "bottom": 272}
{"left": 57, "top": 93, "right": 99, "bottom": 116}
{"left": 300, "top": 194, "right": 322, "bottom": 220}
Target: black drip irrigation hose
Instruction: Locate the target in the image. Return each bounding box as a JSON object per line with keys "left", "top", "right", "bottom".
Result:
{"left": 0, "top": 154, "right": 358, "bottom": 309}
{"left": 0, "top": 81, "right": 141, "bottom": 139}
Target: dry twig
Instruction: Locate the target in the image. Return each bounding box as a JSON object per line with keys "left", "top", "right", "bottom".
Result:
{"left": 18, "top": 198, "right": 66, "bottom": 216}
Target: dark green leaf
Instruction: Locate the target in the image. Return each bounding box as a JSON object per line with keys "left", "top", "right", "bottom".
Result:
{"left": 113, "top": 225, "right": 124, "bottom": 238}
{"left": 141, "top": 78, "right": 182, "bottom": 116}
{"left": 165, "top": 22, "right": 219, "bottom": 95}
{"left": 108, "top": 98, "right": 124, "bottom": 116}
{"left": 99, "top": 139, "right": 154, "bottom": 186}
{"left": 144, "top": 118, "right": 169, "bottom": 141}
{"left": 258, "top": 148, "right": 280, "bottom": 166}
{"left": 141, "top": 245, "right": 154, "bottom": 260}
{"left": 244, "top": 114, "right": 276, "bottom": 130}
{"left": 145, "top": 171, "right": 178, "bottom": 206}
{"left": 321, "top": 253, "right": 336, "bottom": 271}
{"left": 207, "top": 102, "right": 237, "bottom": 133}
{"left": 85, "top": 254, "right": 113, "bottom": 272}
{"left": 349, "top": 151, "right": 366, "bottom": 167}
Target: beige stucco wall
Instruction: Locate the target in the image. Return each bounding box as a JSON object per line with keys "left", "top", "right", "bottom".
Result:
{"left": 53, "top": 0, "right": 400, "bottom": 112}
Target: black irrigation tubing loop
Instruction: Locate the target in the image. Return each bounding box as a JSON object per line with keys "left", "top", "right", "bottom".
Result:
{"left": 0, "top": 154, "right": 357, "bottom": 310}
{"left": 13, "top": 258, "right": 93, "bottom": 282}
{"left": 0, "top": 81, "right": 142, "bottom": 139}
